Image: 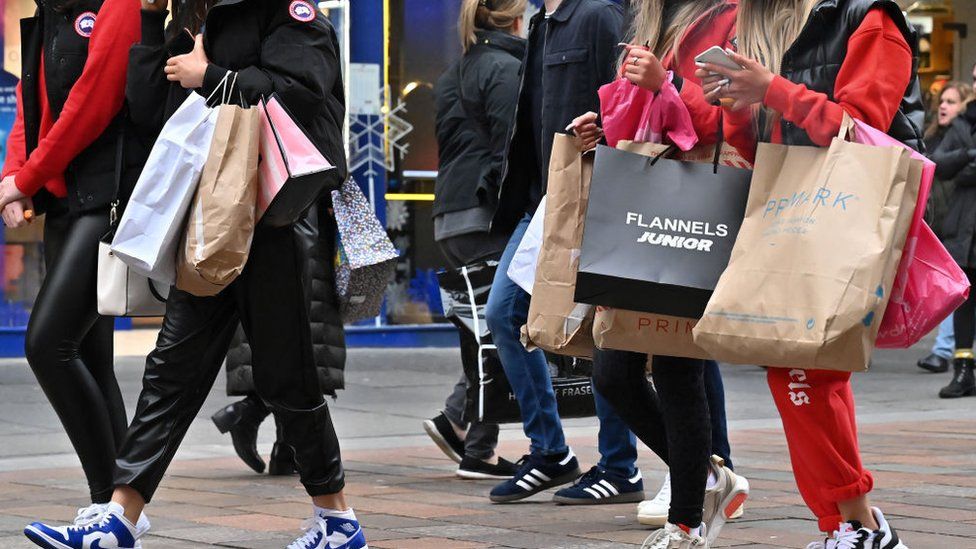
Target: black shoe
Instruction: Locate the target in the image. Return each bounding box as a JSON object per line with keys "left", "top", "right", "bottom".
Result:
{"left": 917, "top": 353, "right": 950, "bottom": 373}
{"left": 940, "top": 357, "right": 976, "bottom": 398}
{"left": 423, "top": 413, "right": 465, "bottom": 464}
{"left": 456, "top": 456, "right": 519, "bottom": 480}
{"left": 212, "top": 395, "right": 270, "bottom": 474}
{"left": 268, "top": 442, "right": 299, "bottom": 476}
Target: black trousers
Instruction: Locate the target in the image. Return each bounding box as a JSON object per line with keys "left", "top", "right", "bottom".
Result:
{"left": 954, "top": 268, "right": 976, "bottom": 350}
{"left": 592, "top": 350, "right": 711, "bottom": 527}
{"left": 114, "top": 224, "right": 344, "bottom": 502}
{"left": 26, "top": 205, "right": 123, "bottom": 504}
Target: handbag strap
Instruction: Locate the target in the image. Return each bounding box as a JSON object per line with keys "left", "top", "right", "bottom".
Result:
{"left": 109, "top": 111, "right": 127, "bottom": 228}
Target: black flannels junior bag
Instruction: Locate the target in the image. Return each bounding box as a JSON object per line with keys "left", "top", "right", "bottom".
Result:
{"left": 574, "top": 144, "right": 752, "bottom": 318}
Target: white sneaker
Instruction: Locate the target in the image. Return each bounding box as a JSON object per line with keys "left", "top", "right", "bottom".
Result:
{"left": 638, "top": 474, "right": 671, "bottom": 527}
{"left": 701, "top": 456, "right": 749, "bottom": 543}
{"left": 641, "top": 523, "right": 708, "bottom": 549}
{"left": 806, "top": 508, "right": 908, "bottom": 549}
{"left": 288, "top": 516, "right": 329, "bottom": 549}
{"left": 71, "top": 504, "right": 150, "bottom": 549}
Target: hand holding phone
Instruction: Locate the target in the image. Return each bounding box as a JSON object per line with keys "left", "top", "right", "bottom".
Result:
{"left": 694, "top": 46, "right": 743, "bottom": 72}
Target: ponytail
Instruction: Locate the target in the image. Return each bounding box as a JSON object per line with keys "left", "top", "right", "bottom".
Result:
{"left": 458, "top": 0, "right": 527, "bottom": 52}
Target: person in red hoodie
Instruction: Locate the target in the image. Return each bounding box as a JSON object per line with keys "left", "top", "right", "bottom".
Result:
{"left": 0, "top": 0, "right": 145, "bottom": 534}
{"left": 685, "top": 0, "right": 921, "bottom": 547}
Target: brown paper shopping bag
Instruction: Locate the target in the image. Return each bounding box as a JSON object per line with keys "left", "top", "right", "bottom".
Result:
{"left": 692, "top": 132, "right": 921, "bottom": 372}
{"left": 522, "top": 134, "right": 596, "bottom": 358}
{"left": 177, "top": 104, "right": 261, "bottom": 296}
{"left": 593, "top": 141, "right": 750, "bottom": 359}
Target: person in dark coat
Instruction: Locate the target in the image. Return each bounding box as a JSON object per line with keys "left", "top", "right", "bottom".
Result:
{"left": 916, "top": 81, "right": 972, "bottom": 375}
{"left": 212, "top": 203, "right": 346, "bottom": 476}
{"left": 423, "top": 0, "right": 525, "bottom": 482}
{"left": 24, "top": 0, "right": 369, "bottom": 548}
{"left": 934, "top": 95, "right": 976, "bottom": 399}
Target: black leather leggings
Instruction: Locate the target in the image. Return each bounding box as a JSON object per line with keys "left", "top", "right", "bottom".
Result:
{"left": 592, "top": 350, "right": 711, "bottom": 527}
{"left": 114, "top": 223, "right": 344, "bottom": 502}
{"left": 26, "top": 206, "right": 124, "bottom": 504}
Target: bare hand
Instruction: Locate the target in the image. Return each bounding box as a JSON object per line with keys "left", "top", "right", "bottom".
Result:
{"left": 165, "top": 34, "right": 209, "bottom": 89}
{"left": 2, "top": 198, "right": 33, "bottom": 228}
{"left": 140, "top": 0, "right": 168, "bottom": 11}
{"left": 0, "top": 176, "right": 27, "bottom": 211}
{"left": 696, "top": 50, "right": 774, "bottom": 111}
{"left": 623, "top": 46, "right": 667, "bottom": 92}
{"left": 567, "top": 112, "right": 602, "bottom": 152}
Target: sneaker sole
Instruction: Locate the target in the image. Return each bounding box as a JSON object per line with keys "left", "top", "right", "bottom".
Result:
{"left": 457, "top": 468, "right": 516, "bottom": 480}
{"left": 24, "top": 527, "right": 72, "bottom": 549}
{"left": 489, "top": 469, "right": 581, "bottom": 503}
{"left": 423, "top": 420, "right": 462, "bottom": 464}
{"left": 553, "top": 491, "right": 645, "bottom": 505}
{"left": 705, "top": 474, "right": 750, "bottom": 544}
{"left": 637, "top": 512, "right": 668, "bottom": 527}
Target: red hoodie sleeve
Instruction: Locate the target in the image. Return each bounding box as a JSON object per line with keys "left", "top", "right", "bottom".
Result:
{"left": 762, "top": 8, "right": 912, "bottom": 147}
{"left": 14, "top": 0, "right": 140, "bottom": 196}
{"left": 2, "top": 82, "right": 28, "bottom": 179}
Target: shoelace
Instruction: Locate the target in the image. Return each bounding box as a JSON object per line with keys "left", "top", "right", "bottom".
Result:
{"left": 73, "top": 504, "right": 107, "bottom": 527}
{"left": 66, "top": 514, "right": 114, "bottom": 535}
{"left": 575, "top": 466, "right": 602, "bottom": 487}
{"left": 641, "top": 526, "right": 691, "bottom": 549}
{"left": 288, "top": 516, "right": 328, "bottom": 549}
{"left": 823, "top": 527, "right": 869, "bottom": 549}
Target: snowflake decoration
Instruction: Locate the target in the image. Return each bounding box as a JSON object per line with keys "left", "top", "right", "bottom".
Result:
{"left": 386, "top": 200, "right": 410, "bottom": 232}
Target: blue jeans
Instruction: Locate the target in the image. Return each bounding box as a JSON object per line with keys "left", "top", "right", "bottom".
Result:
{"left": 932, "top": 314, "right": 955, "bottom": 360}
{"left": 485, "top": 215, "right": 567, "bottom": 456}
{"left": 704, "top": 360, "right": 733, "bottom": 470}
{"left": 594, "top": 383, "right": 639, "bottom": 478}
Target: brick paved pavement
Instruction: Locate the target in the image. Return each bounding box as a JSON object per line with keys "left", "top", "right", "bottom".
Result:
{"left": 0, "top": 342, "right": 974, "bottom": 548}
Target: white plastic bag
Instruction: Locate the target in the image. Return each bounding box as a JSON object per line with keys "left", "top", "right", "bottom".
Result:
{"left": 507, "top": 196, "right": 546, "bottom": 295}
{"left": 112, "top": 92, "right": 220, "bottom": 285}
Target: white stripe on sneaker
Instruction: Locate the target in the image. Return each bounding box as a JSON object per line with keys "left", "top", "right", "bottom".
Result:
{"left": 591, "top": 484, "right": 610, "bottom": 498}
{"left": 629, "top": 470, "right": 643, "bottom": 484}
{"left": 599, "top": 480, "right": 620, "bottom": 496}
{"left": 558, "top": 450, "right": 576, "bottom": 466}
{"left": 529, "top": 469, "right": 551, "bottom": 482}
{"left": 584, "top": 487, "right": 603, "bottom": 499}
{"left": 515, "top": 480, "right": 533, "bottom": 491}
{"left": 522, "top": 474, "right": 541, "bottom": 487}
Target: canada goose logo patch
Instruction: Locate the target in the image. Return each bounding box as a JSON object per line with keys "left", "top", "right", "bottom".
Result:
{"left": 289, "top": 0, "right": 316, "bottom": 22}
{"left": 74, "top": 12, "right": 96, "bottom": 38}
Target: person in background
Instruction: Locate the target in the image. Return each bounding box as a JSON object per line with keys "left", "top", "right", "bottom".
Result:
{"left": 570, "top": 1, "right": 749, "bottom": 546}
{"left": 692, "top": 0, "right": 922, "bottom": 546}
{"left": 423, "top": 0, "right": 525, "bottom": 481}
{"left": 22, "top": 0, "right": 367, "bottom": 548}
{"left": 484, "top": 0, "right": 628, "bottom": 504}
{"left": 931, "top": 80, "right": 976, "bottom": 399}
{"left": 0, "top": 0, "right": 147, "bottom": 537}
{"left": 915, "top": 81, "right": 973, "bottom": 375}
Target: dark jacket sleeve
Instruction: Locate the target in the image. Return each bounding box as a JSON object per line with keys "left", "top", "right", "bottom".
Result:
{"left": 933, "top": 120, "right": 976, "bottom": 183}
{"left": 591, "top": 4, "right": 624, "bottom": 89}
{"left": 480, "top": 57, "right": 520, "bottom": 196}
{"left": 202, "top": 14, "right": 340, "bottom": 117}
{"left": 127, "top": 10, "right": 172, "bottom": 134}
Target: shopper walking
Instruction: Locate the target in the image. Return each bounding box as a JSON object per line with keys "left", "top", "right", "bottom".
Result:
{"left": 212, "top": 203, "right": 347, "bottom": 477}
{"left": 424, "top": 0, "right": 525, "bottom": 481}
{"left": 693, "top": 0, "right": 922, "bottom": 546}
{"left": 22, "top": 1, "right": 367, "bottom": 548}
{"left": 484, "top": 0, "right": 625, "bottom": 504}
{"left": 571, "top": 1, "right": 749, "bottom": 546}
{"left": 915, "top": 81, "right": 973, "bottom": 375}
{"left": 0, "top": 0, "right": 147, "bottom": 535}
{"left": 932, "top": 85, "right": 976, "bottom": 399}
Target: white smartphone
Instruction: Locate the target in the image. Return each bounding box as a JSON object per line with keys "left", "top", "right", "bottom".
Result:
{"left": 694, "top": 46, "right": 742, "bottom": 71}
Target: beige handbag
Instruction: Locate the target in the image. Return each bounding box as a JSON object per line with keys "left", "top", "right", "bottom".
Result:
{"left": 98, "top": 207, "right": 169, "bottom": 317}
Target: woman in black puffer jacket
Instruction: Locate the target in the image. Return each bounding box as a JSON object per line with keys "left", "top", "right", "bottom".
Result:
{"left": 934, "top": 97, "right": 976, "bottom": 399}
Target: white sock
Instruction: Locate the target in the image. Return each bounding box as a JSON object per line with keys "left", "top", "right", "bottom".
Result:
{"left": 690, "top": 523, "right": 703, "bottom": 537}
{"left": 706, "top": 469, "right": 719, "bottom": 490}
{"left": 315, "top": 505, "right": 357, "bottom": 522}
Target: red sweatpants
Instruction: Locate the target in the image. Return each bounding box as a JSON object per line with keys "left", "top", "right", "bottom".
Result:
{"left": 766, "top": 367, "right": 874, "bottom": 532}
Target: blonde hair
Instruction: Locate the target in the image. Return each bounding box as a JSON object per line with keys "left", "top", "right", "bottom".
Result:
{"left": 736, "top": 0, "right": 819, "bottom": 136}
{"left": 459, "top": 0, "right": 527, "bottom": 52}
{"left": 926, "top": 81, "right": 974, "bottom": 138}
{"left": 621, "top": 0, "right": 723, "bottom": 72}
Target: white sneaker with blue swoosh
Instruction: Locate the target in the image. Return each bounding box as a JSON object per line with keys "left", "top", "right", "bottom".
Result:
{"left": 24, "top": 502, "right": 140, "bottom": 549}
{"left": 287, "top": 510, "right": 368, "bottom": 549}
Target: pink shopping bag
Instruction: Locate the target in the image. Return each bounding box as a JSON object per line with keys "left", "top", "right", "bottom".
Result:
{"left": 599, "top": 72, "right": 697, "bottom": 151}
{"left": 849, "top": 117, "right": 970, "bottom": 348}
{"left": 258, "top": 94, "right": 336, "bottom": 227}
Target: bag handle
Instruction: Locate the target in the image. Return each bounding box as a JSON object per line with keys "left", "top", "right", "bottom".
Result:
{"left": 148, "top": 279, "right": 168, "bottom": 304}
{"left": 837, "top": 111, "right": 856, "bottom": 142}
{"left": 647, "top": 114, "right": 723, "bottom": 172}
{"left": 109, "top": 108, "right": 128, "bottom": 228}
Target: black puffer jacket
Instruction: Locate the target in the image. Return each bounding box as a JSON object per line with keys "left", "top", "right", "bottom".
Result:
{"left": 433, "top": 30, "right": 524, "bottom": 219}
{"left": 226, "top": 202, "right": 346, "bottom": 396}
{"left": 936, "top": 103, "right": 976, "bottom": 268}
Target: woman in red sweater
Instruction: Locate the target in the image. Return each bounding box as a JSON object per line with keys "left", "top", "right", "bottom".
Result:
{"left": 688, "top": 0, "right": 920, "bottom": 547}
{"left": 0, "top": 0, "right": 143, "bottom": 532}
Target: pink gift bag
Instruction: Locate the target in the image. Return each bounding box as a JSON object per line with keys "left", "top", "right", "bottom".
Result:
{"left": 599, "top": 72, "right": 697, "bottom": 150}
{"left": 849, "top": 117, "right": 970, "bottom": 348}
{"left": 258, "top": 94, "right": 336, "bottom": 228}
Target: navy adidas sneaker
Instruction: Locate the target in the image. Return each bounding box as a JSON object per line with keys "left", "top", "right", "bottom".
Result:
{"left": 553, "top": 466, "right": 645, "bottom": 505}
{"left": 489, "top": 449, "right": 581, "bottom": 503}
{"left": 24, "top": 502, "right": 140, "bottom": 549}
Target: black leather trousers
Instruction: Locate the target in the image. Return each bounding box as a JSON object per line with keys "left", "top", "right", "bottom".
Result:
{"left": 113, "top": 224, "right": 345, "bottom": 502}
{"left": 26, "top": 205, "right": 124, "bottom": 504}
